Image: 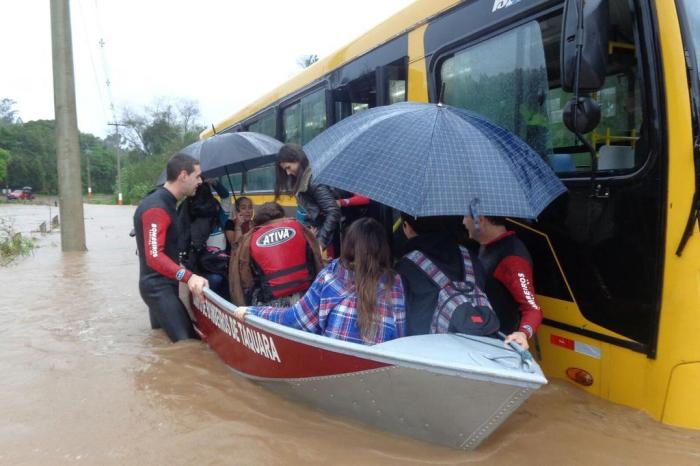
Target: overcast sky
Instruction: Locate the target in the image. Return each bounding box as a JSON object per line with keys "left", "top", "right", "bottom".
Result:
{"left": 0, "top": 0, "right": 415, "bottom": 137}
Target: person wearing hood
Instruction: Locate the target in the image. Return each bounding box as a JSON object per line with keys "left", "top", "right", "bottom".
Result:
{"left": 274, "top": 143, "right": 341, "bottom": 257}
{"left": 395, "top": 213, "right": 492, "bottom": 336}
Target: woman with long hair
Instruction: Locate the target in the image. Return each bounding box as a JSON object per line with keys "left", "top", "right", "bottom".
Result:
{"left": 234, "top": 217, "right": 405, "bottom": 345}
{"left": 274, "top": 143, "right": 341, "bottom": 255}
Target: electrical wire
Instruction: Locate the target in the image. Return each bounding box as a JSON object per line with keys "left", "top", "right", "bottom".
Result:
{"left": 76, "top": 0, "right": 109, "bottom": 125}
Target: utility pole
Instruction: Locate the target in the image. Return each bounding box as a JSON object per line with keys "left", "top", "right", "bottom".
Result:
{"left": 107, "top": 121, "right": 123, "bottom": 205}
{"left": 50, "top": 0, "right": 86, "bottom": 251}
{"left": 85, "top": 148, "right": 92, "bottom": 198}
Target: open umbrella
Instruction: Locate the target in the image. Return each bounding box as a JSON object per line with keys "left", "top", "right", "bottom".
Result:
{"left": 156, "top": 132, "right": 282, "bottom": 185}
{"left": 304, "top": 102, "right": 566, "bottom": 219}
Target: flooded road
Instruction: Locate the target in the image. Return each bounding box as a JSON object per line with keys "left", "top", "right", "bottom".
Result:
{"left": 1, "top": 203, "right": 700, "bottom": 465}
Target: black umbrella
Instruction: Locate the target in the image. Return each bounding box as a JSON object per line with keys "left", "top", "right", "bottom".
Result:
{"left": 156, "top": 132, "right": 282, "bottom": 185}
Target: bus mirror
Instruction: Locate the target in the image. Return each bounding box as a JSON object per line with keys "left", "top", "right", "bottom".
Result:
{"left": 560, "top": 0, "right": 609, "bottom": 93}
{"left": 563, "top": 96, "right": 601, "bottom": 134}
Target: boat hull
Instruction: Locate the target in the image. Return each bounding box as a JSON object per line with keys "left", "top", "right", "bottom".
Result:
{"left": 191, "top": 290, "right": 546, "bottom": 450}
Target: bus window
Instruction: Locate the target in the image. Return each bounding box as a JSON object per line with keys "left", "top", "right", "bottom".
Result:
{"left": 219, "top": 172, "right": 243, "bottom": 194}
{"left": 334, "top": 73, "right": 376, "bottom": 122}
{"left": 440, "top": 20, "right": 551, "bottom": 157}
{"left": 384, "top": 59, "right": 407, "bottom": 105}
{"left": 245, "top": 164, "right": 275, "bottom": 192}
{"left": 247, "top": 111, "right": 276, "bottom": 138}
{"left": 301, "top": 90, "right": 327, "bottom": 143}
{"left": 333, "top": 58, "right": 406, "bottom": 123}
{"left": 282, "top": 102, "right": 301, "bottom": 144}
{"left": 439, "top": 12, "right": 644, "bottom": 176}
{"left": 282, "top": 88, "right": 327, "bottom": 145}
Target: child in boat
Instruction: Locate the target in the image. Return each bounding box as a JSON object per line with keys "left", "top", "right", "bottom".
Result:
{"left": 224, "top": 196, "right": 254, "bottom": 254}
{"left": 233, "top": 217, "right": 406, "bottom": 345}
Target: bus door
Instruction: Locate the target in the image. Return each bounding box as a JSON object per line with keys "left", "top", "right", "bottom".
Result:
{"left": 329, "top": 42, "right": 409, "bottom": 243}
{"left": 427, "top": 0, "right": 663, "bottom": 387}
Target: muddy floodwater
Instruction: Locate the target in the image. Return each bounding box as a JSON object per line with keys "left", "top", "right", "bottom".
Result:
{"left": 1, "top": 203, "right": 700, "bottom": 465}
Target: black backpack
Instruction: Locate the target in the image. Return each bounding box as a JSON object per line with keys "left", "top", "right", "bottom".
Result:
{"left": 405, "top": 246, "right": 499, "bottom": 336}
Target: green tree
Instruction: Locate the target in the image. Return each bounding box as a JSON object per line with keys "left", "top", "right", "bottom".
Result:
{"left": 0, "top": 148, "right": 9, "bottom": 185}
{"left": 116, "top": 98, "right": 204, "bottom": 203}
{"left": 119, "top": 98, "right": 203, "bottom": 156}
{"left": 80, "top": 133, "right": 116, "bottom": 194}
{"left": 0, "top": 96, "right": 203, "bottom": 200}
{"left": 0, "top": 98, "right": 21, "bottom": 125}
{"left": 297, "top": 54, "right": 319, "bottom": 69}
{"left": 0, "top": 120, "right": 56, "bottom": 191}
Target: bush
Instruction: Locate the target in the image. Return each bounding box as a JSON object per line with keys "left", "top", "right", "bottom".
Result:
{"left": 0, "top": 218, "right": 35, "bottom": 265}
{"left": 121, "top": 153, "right": 168, "bottom": 204}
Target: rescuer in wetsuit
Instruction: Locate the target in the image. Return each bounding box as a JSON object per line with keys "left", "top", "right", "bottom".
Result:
{"left": 134, "top": 153, "right": 209, "bottom": 342}
{"left": 462, "top": 215, "right": 543, "bottom": 350}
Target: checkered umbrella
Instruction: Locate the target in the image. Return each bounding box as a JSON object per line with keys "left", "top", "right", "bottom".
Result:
{"left": 156, "top": 132, "right": 282, "bottom": 185}
{"left": 304, "top": 102, "right": 566, "bottom": 219}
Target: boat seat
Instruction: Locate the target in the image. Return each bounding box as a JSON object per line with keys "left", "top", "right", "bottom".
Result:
{"left": 597, "top": 145, "right": 635, "bottom": 170}
{"left": 547, "top": 154, "right": 576, "bottom": 173}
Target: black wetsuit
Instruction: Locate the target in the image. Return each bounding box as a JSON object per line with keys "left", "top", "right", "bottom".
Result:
{"left": 478, "top": 231, "right": 542, "bottom": 337}
{"left": 134, "top": 187, "right": 196, "bottom": 342}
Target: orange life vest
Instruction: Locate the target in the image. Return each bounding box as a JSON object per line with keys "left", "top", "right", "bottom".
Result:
{"left": 249, "top": 219, "right": 314, "bottom": 299}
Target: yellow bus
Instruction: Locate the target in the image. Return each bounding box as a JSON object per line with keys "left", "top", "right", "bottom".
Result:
{"left": 202, "top": 0, "right": 700, "bottom": 430}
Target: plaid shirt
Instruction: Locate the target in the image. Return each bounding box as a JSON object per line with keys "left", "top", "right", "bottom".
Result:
{"left": 248, "top": 259, "right": 406, "bottom": 345}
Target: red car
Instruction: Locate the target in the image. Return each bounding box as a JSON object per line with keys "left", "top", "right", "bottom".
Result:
{"left": 6, "top": 187, "right": 34, "bottom": 200}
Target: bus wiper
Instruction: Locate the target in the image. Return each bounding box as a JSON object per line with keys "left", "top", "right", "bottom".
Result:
{"left": 676, "top": 135, "right": 700, "bottom": 256}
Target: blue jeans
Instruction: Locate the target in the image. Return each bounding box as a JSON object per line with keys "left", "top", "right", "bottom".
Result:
{"left": 206, "top": 273, "right": 230, "bottom": 301}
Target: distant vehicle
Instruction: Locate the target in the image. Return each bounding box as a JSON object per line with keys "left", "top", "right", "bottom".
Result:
{"left": 6, "top": 187, "right": 34, "bottom": 200}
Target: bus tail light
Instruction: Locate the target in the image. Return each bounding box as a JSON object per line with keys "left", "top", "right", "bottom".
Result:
{"left": 566, "top": 367, "right": 594, "bottom": 386}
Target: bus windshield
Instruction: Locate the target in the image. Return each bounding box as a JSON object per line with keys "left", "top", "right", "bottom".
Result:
{"left": 678, "top": 0, "right": 700, "bottom": 131}
{"left": 678, "top": 0, "right": 700, "bottom": 82}
{"left": 440, "top": 4, "right": 644, "bottom": 176}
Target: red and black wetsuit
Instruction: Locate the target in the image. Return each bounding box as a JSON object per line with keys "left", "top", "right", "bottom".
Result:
{"left": 134, "top": 187, "right": 196, "bottom": 341}
{"left": 478, "top": 231, "right": 542, "bottom": 338}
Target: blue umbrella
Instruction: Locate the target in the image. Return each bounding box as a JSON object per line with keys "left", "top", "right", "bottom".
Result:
{"left": 304, "top": 102, "right": 566, "bottom": 219}
{"left": 156, "top": 132, "right": 282, "bottom": 185}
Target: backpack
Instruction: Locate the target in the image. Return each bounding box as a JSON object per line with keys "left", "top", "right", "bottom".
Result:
{"left": 198, "top": 246, "right": 229, "bottom": 276}
{"left": 405, "top": 246, "right": 499, "bottom": 336}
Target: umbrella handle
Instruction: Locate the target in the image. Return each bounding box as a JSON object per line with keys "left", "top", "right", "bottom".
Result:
{"left": 224, "top": 166, "right": 237, "bottom": 204}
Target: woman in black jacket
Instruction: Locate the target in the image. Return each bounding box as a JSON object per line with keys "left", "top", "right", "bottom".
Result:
{"left": 274, "top": 144, "right": 341, "bottom": 255}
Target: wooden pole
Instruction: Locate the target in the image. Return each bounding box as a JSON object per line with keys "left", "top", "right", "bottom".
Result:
{"left": 50, "top": 0, "right": 86, "bottom": 251}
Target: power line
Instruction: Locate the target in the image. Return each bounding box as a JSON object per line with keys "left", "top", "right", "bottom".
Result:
{"left": 91, "top": 0, "right": 123, "bottom": 205}
{"left": 92, "top": 0, "right": 118, "bottom": 123}
{"left": 76, "top": 0, "right": 108, "bottom": 125}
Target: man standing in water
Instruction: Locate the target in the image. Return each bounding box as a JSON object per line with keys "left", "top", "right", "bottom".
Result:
{"left": 134, "top": 153, "right": 208, "bottom": 342}
{"left": 463, "top": 215, "right": 542, "bottom": 350}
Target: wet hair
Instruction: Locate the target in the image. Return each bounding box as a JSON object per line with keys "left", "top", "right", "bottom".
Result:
{"left": 166, "top": 153, "right": 199, "bottom": 182}
{"left": 400, "top": 212, "right": 455, "bottom": 235}
{"left": 235, "top": 196, "right": 252, "bottom": 212}
{"left": 274, "top": 143, "right": 310, "bottom": 199}
{"left": 484, "top": 216, "right": 507, "bottom": 227}
{"left": 340, "top": 217, "right": 394, "bottom": 343}
{"left": 188, "top": 182, "right": 219, "bottom": 218}
{"left": 253, "top": 202, "right": 286, "bottom": 226}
